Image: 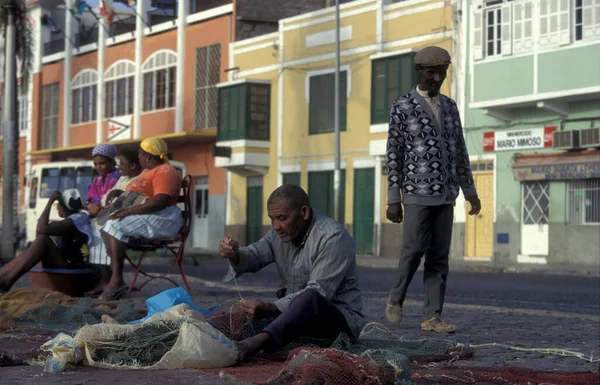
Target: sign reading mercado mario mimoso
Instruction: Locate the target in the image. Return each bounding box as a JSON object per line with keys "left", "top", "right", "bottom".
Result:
{"left": 483, "top": 126, "right": 556, "bottom": 152}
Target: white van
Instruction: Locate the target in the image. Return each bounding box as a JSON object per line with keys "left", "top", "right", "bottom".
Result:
{"left": 24, "top": 159, "right": 186, "bottom": 245}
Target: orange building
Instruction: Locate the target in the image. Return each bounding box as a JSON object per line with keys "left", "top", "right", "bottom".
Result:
{"left": 0, "top": 0, "right": 336, "bottom": 248}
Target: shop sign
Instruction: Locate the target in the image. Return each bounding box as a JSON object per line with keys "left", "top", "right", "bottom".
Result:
{"left": 512, "top": 162, "right": 600, "bottom": 181}
{"left": 484, "top": 126, "right": 556, "bottom": 152}
{"left": 107, "top": 116, "right": 132, "bottom": 142}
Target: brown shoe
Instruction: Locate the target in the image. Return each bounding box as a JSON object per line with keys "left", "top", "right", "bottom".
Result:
{"left": 421, "top": 317, "right": 456, "bottom": 333}
{"left": 385, "top": 303, "right": 402, "bottom": 323}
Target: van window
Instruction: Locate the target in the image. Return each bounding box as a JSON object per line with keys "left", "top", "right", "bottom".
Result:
{"left": 29, "top": 178, "right": 38, "bottom": 208}
{"left": 76, "top": 166, "right": 94, "bottom": 202}
{"left": 40, "top": 168, "right": 60, "bottom": 197}
{"left": 59, "top": 167, "right": 77, "bottom": 191}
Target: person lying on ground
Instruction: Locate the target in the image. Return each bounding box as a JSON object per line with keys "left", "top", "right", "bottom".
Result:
{"left": 219, "top": 184, "right": 366, "bottom": 362}
{"left": 87, "top": 144, "right": 121, "bottom": 217}
{"left": 97, "top": 137, "right": 183, "bottom": 301}
{"left": 0, "top": 189, "right": 94, "bottom": 293}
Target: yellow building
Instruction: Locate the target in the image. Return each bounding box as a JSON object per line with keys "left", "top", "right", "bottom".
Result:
{"left": 215, "top": 0, "right": 459, "bottom": 256}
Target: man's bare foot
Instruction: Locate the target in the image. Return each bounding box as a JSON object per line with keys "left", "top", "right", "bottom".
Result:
{"left": 101, "top": 315, "right": 119, "bottom": 324}
{"left": 234, "top": 332, "right": 271, "bottom": 362}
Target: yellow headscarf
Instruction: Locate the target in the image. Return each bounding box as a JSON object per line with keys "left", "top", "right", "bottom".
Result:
{"left": 140, "top": 137, "right": 170, "bottom": 164}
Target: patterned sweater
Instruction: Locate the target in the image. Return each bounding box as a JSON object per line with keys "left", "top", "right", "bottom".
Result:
{"left": 386, "top": 89, "right": 477, "bottom": 206}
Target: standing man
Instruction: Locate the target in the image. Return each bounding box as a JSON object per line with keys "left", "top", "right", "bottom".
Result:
{"left": 385, "top": 46, "right": 481, "bottom": 333}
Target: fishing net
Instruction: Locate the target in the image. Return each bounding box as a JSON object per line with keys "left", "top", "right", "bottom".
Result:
{"left": 205, "top": 301, "right": 271, "bottom": 342}
{"left": 266, "top": 347, "right": 403, "bottom": 385}
{"left": 411, "top": 364, "right": 600, "bottom": 385}
{"left": 0, "top": 288, "right": 143, "bottom": 330}
{"left": 92, "top": 319, "right": 181, "bottom": 366}
{"left": 202, "top": 301, "right": 471, "bottom": 385}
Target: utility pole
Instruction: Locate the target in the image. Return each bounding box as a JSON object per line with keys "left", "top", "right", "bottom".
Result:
{"left": 333, "top": 0, "right": 341, "bottom": 223}
{"left": 1, "top": 1, "right": 18, "bottom": 260}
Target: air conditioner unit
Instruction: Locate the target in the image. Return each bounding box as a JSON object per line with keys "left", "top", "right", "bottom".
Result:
{"left": 553, "top": 130, "right": 580, "bottom": 151}
{"left": 579, "top": 127, "right": 600, "bottom": 148}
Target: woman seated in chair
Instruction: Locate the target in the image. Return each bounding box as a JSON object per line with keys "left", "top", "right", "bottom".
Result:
{"left": 85, "top": 146, "right": 144, "bottom": 296}
{"left": 0, "top": 190, "right": 93, "bottom": 293}
{"left": 97, "top": 137, "right": 184, "bottom": 300}
{"left": 100, "top": 146, "right": 143, "bottom": 209}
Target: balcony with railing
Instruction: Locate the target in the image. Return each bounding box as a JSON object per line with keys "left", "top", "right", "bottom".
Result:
{"left": 110, "top": 15, "right": 137, "bottom": 36}
{"left": 76, "top": 27, "right": 99, "bottom": 47}
{"left": 470, "top": 0, "right": 600, "bottom": 119}
{"left": 189, "top": 0, "right": 230, "bottom": 15}
{"left": 214, "top": 79, "right": 272, "bottom": 175}
{"left": 44, "top": 39, "right": 65, "bottom": 56}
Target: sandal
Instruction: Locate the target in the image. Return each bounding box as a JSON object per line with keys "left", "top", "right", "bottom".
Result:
{"left": 84, "top": 288, "right": 104, "bottom": 298}
{"left": 98, "top": 287, "right": 127, "bottom": 301}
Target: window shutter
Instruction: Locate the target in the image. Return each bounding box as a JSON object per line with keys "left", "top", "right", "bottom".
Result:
{"left": 501, "top": 3, "right": 512, "bottom": 56}
{"left": 539, "top": 0, "right": 549, "bottom": 46}
{"left": 522, "top": 1, "right": 534, "bottom": 49}
{"left": 582, "top": 0, "right": 600, "bottom": 38}
{"left": 371, "top": 60, "right": 386, "bottom": 124}
{"left": 513, "top": 0, "right": 533, "bottom": 53}
{"left": 558, "top": 0, "right": 571, "bottom": 45}
{"left": 472, "top": 3, "right": 484, "bottom": 61}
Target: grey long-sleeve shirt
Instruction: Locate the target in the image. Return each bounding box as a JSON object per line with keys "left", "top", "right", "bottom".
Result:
{"left": 224, "top": 209, "right": 366, "bottom": 338}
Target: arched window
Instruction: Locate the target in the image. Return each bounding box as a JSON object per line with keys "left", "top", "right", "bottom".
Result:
{"left": 105, "top": 60, "right": 135, "bottom": 118}
{"left": 142, "top": 50, "right": 177, "bottom": 112}
{"left": 71, "top": 69, "right": 98, "bottom": 124}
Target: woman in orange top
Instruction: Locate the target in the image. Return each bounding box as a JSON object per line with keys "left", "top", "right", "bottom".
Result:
{"left": 98, "top": 137, "right": 183, "bottom": 300}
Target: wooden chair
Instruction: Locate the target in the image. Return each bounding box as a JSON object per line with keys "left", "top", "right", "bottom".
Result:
{"left": 124, "top": 174, "right": 193, "bottom": 292}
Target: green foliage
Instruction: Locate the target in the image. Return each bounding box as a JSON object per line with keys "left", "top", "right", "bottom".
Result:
{"left": 1, "top": 1, "right": 34, "bottom": 91}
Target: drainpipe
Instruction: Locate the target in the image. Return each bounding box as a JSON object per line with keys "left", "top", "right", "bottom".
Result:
{"left": 377, "top": 0, "right": 384, "bottom": 53}
{"left": 375, "top": 155, "right": 383, "bottom": 256}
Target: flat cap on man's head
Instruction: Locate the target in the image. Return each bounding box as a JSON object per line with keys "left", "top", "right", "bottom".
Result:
{"left": 414, "top": 46, "right": 451, "bottom": 67}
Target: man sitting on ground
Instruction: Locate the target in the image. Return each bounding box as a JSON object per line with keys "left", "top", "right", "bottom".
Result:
{"left": 219, "top": 184, "right": 365, "bottom": 361}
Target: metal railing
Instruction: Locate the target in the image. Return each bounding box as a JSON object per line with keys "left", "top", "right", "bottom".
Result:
{"left": 76, "top": 28, "right": 99, "bottom": 47}
{"left": 110, "top": 16, "right": 137, "bottom": 36}
{"left": 44, "top": 39, "right": 65, "bottom": 56}
{"left": 189, "top": 0, "right": 230, "bottom": 15}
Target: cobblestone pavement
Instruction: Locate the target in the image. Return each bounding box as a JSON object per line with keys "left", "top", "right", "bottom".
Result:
{"left": 1, "top": 258, "right": 599, "bottom": 384}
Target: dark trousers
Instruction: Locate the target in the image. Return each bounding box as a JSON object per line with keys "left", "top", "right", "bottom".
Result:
{"left": 389, "top": 204, "right": 454, "bottom": 319}
{"left": 263, "top": 289, "right": 352, "bottom": 347}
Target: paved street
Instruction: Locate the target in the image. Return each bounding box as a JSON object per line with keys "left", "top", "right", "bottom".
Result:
{"left": 1, "top": 255, "right": 599, "bottom": 384}
{"left": 128, "top": 256, "right": 600, "bottom": 372}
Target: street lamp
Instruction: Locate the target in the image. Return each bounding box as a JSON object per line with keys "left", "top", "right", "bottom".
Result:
{"left": 1, "top": 0, "right": 20, "bottom": 261}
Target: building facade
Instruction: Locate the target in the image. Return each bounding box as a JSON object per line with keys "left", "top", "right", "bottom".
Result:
{"left": 462, "top": 0, "right": 600, "bottom": 266}
{"left": 0, "top": 0, "right": 337, "bottom": 248}
{"left": 216, "top": 0, "right": 463, "bottom": 256}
